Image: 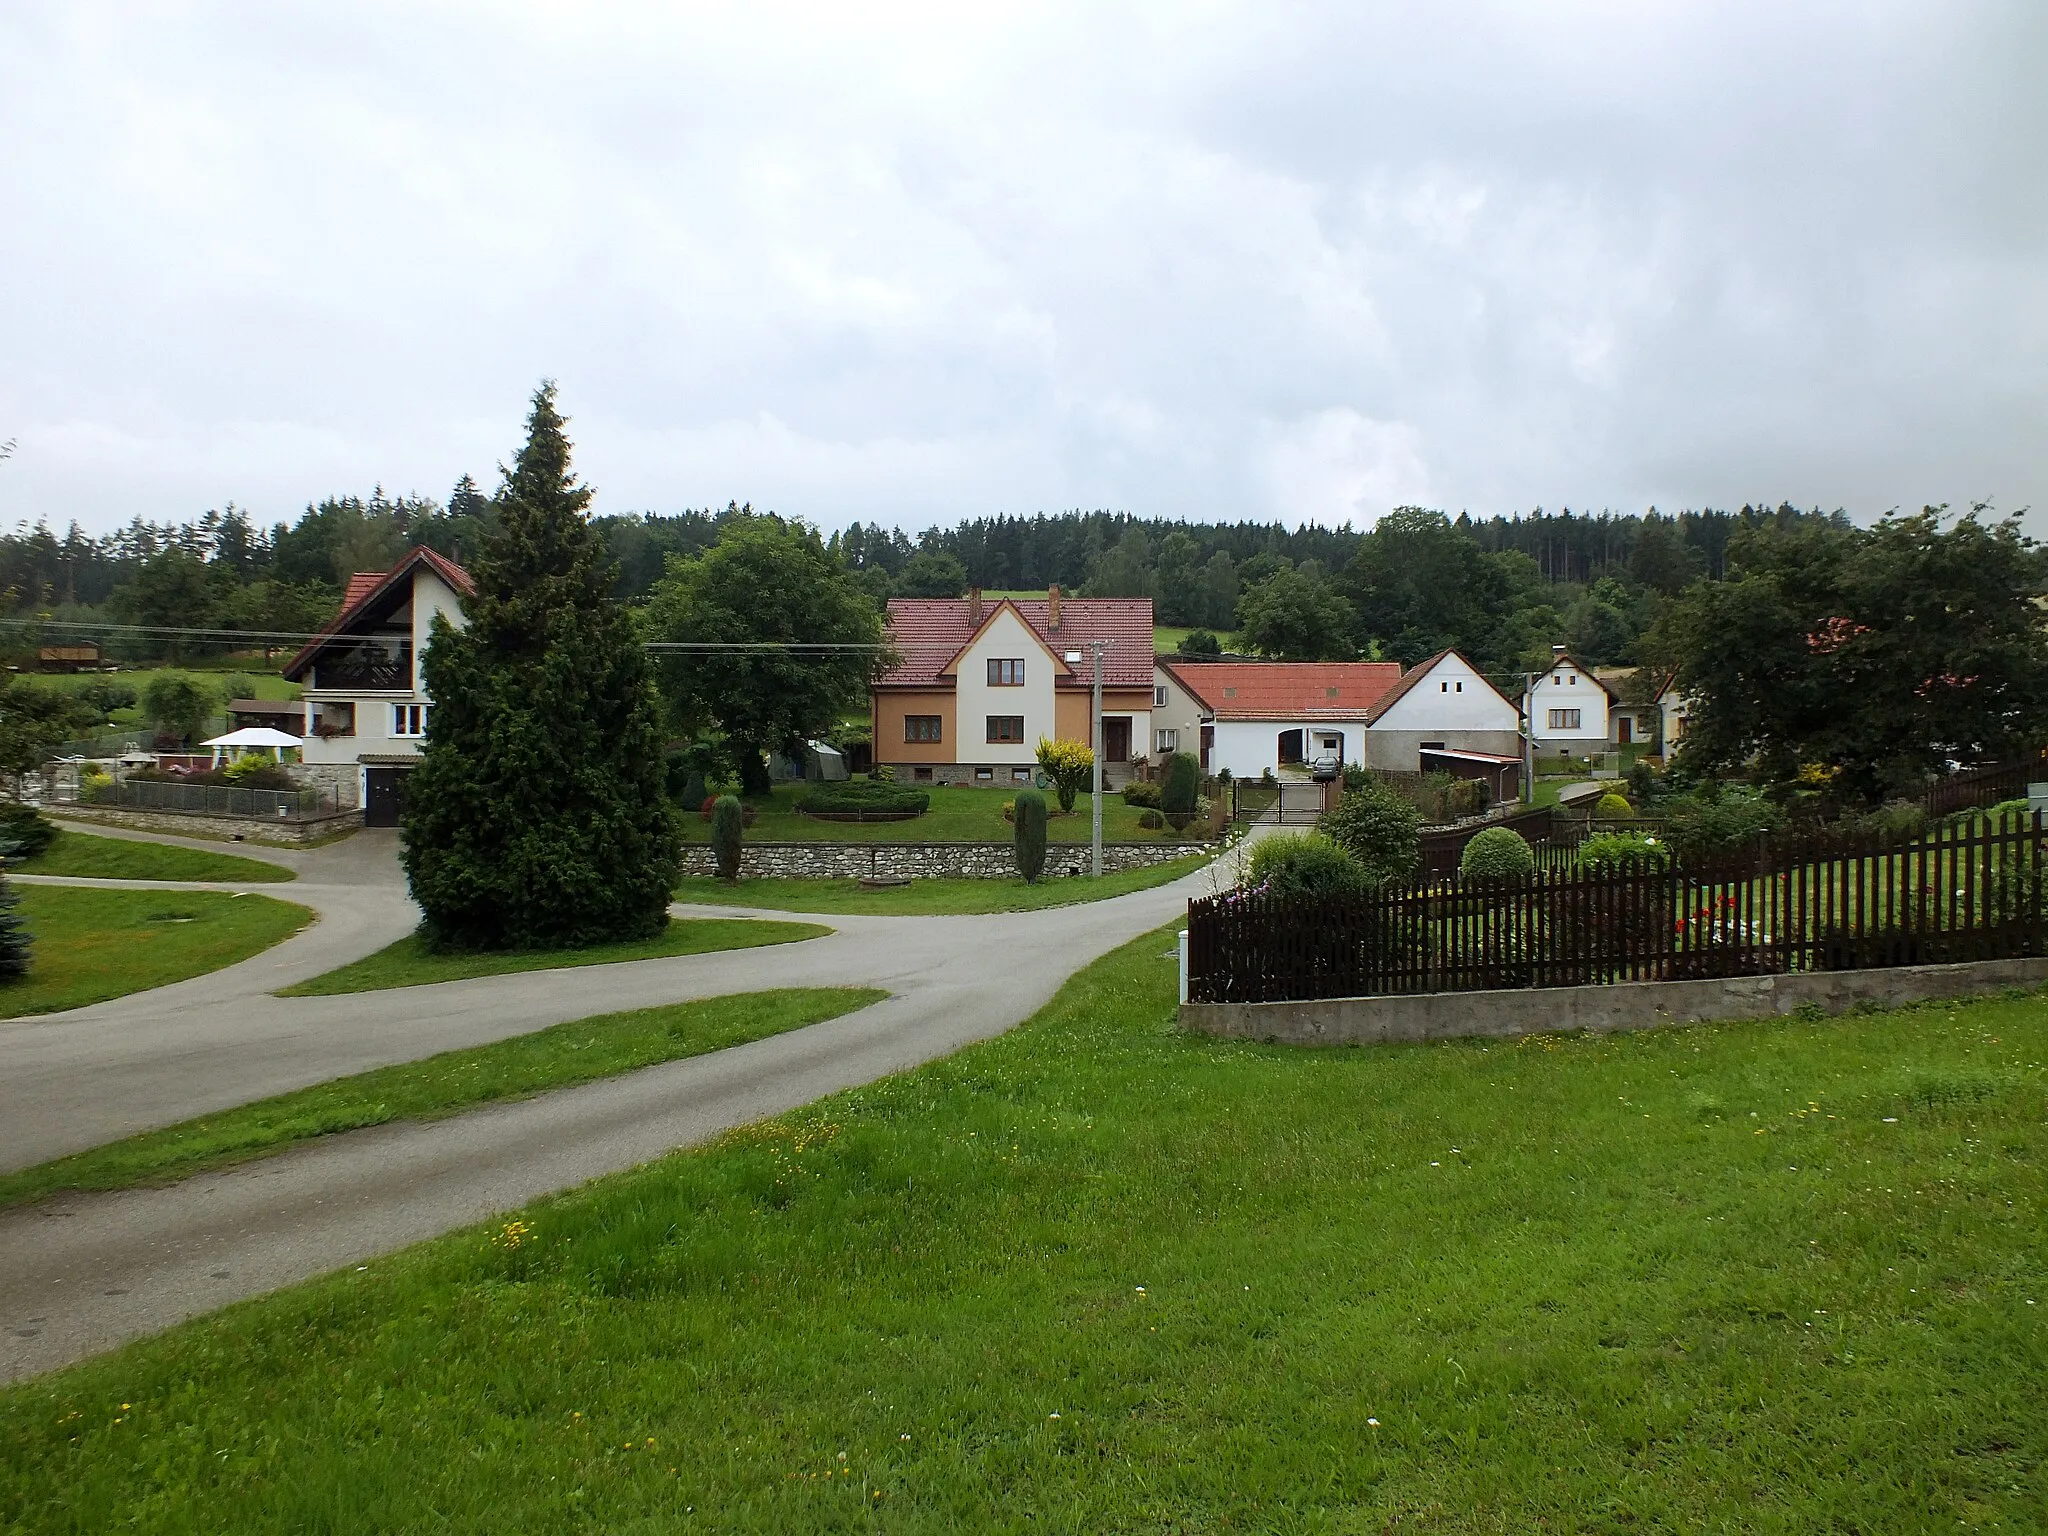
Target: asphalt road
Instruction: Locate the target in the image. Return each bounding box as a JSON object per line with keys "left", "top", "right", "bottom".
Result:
{"left": 0, "top": 823, "right": 1251, "bottom": 1383}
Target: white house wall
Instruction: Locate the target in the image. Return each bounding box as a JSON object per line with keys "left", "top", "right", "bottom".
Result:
{"left": 1524, "top": 662, "right": 1609, "bottom": 752}
{"left": 1365, "top": 653, "right": 1521, "bottom": 771}
{"left": 1150, "top": 666, "right": 1207, "bottom": 761}
{"left": 953, "top": 607, "right": 1057, "bottom": 766}
{"left": 299, "top": 566, "right": 469, "bottom": 771}
{"left": 1208, "top": 719, "right": 1370, "bottom": 780}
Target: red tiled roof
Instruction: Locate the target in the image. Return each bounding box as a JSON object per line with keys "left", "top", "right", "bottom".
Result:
{"left": 1160, "top": 660, "right": 1404, "bottom": 721}
{"left": 281, "top": 546, "right": 474, "bottom": 681}
{"left": 879, "top": 596, "right": 1154, "bottom": 689}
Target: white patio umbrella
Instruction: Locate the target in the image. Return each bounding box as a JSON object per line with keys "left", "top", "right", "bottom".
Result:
{"left": 201, "top": 726, "right": 304, "bottom": 766}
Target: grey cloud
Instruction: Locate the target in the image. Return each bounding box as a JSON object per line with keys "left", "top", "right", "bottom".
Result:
{"left": 0, "top": 1, "right": 2041, "bottom": 535}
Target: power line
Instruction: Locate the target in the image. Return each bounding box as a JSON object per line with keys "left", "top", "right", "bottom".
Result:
{"left": 0, "top": 615, "right": 887, "bottom": 652}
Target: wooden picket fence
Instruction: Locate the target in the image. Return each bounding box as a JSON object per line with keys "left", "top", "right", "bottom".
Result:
{"left": 1188, "top": 809, "right": 2048, "bottom": 1004}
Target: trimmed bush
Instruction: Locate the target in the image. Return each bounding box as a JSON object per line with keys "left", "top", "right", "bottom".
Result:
{"left": 1662, "top": 792, "right": 1777, "bottom": 857}
{"left": 796, "top": 780, "right": 930, "bottom": 816}
{"left": 1121, "top": 780, "right": 1163, "bottom": 809}
{"left": 1320, "top": 778, "right": 1422, "bottom": 892}
{"left": 699, "top": 796, "right": 757, "bottom": 827}
{"left": 1012, "top": 788, "right": 1049, "bottom": 882}
{"left": 0, "top": 804, "right": 56, "bottom": 861}
{"left": 1162, "top": 752, "right": 1200, "bottom": 815}
{"left": 1575, "top": 831, "right": 1669, "bottom": 875}
{"left": 711, "top": 795, "right": 745, "bottom": 882}
{"left": 1459, "top": 825, "right": 1534, "bottom": 882}
{"left": 1245, "top": 833, "right": 1372, "bottom": 900}
{"left": 1594, "top": 792, "right": 1634, "bottom": 820}
{"left": 0, "top": 870, "right": 30, "bottom": 978}
{"left": 1138, "top": 808, "right": 1165, "bottom": 830}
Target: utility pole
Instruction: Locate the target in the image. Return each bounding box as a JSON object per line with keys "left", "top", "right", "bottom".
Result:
{"left": 1521, "top": 671, "right": 1535, "bottom": 804}
{"left": 1067, "top": 639, "right": 1109, "bottom": 878}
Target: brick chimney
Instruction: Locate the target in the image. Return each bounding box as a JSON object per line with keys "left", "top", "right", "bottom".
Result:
{"left": 1046, "top": 583, "right": 1062, "bottom": 630}
{"left": 967, "top": 587, "right": 984, "bottom": 627}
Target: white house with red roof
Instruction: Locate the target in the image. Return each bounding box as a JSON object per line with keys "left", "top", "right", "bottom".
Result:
{"left": 1522, "top": 647, "right": 1619, "bottom": 758}
{"left": 1156, "top": 649, "right": 1526, "bottom": 793}
{"left": 1153, "top": 659, "right": 1403, "bottom": 779}
{"left": 281, "top": 546, "right": 474, "bottom": 825}
{"left": 873, "top": 586, "right": 1154, "bottom": 785}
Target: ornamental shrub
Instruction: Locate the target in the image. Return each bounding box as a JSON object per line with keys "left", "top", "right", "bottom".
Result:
{"left": 1138, "top": 808, "right": 1165, "bottom": 830}
{"left": 0, "top": 804, "right": 55, "bottom": 861}
{"left": 1161, "top": 752, "right": 1200, "bottom": 815}
{"left": 1012, "top": 788, "right": 1048, "bottom": 881}
{"left": 0, "top": 866, "right": 30, "bottom": 979}
{"left": 796, "top": 780, "right": 929, "bottom": 815}
{"left": 1661, "top": 791, "right": 1777, "bottom": 857}
{"left": 711, "top": 795, "right": 745, "bottom": 881}
{"left": 699, "top": 796, "right": 756, "bottom": 826}
{"left": 1245, "top": 833, "right": 1372, "bottom": 900}
{"left": 1575, "top": 831, "right": 1669, "bottom": 875}
{"left": 1035, "top": 737, "right": 1095, "bottom": 813}
{"left": 1459, "top": 825, "right": 1534, "bottom": 882}
{"left": 1320, "top": 778, "right": 1422, "bottom": 892}
{"left": 1121, "top": 780, "right": 1162, "bottom": 809}
{"left": 1594, "top": 792, "right": 1634, "bottom": 820}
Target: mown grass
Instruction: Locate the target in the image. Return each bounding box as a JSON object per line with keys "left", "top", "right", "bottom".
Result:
{"left": 677, "top": 781, "right": 1185, "bottom": 845}
{"left": 674, "top": 852, "right": 1215, "bottom": 914}
{"left": 277, "top": 918, "right": 830, "bottom": 996}
{"left": 5, "top": 928, "right": 2045, "bottom": 1530}
{"left": 16, "top": 829, "right": 294, "bottom": 883}
{"left": 0, "top": 887, "right": 311, "bottom": 1019}
{"left": 0, "top": 988, "right": 884, "bottom": 1210}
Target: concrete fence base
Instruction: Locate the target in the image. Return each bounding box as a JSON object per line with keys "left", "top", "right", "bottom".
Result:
{"left": 1179, "top": 956, "right": 2048, "bottom": 1046}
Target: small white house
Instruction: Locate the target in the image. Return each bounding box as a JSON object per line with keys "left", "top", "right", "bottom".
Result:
{"left": 1523, "top": 649, "right": 1617, "bottom": 758}
{"left": 1154, "top": 660, "right": 1403, "bottom": 778}
{"left": 281, "top": 547, "right": 473, "bottom": 825}
{"left": 1362, "top": 650, "right": 1522, "bottom": 771}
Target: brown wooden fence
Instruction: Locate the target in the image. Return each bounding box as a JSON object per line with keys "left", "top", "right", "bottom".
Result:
{"left": 1188, "top": 810, "right": 2048, "bottom": 1003}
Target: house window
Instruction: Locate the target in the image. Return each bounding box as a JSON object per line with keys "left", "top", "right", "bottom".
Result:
{"left": 1456, "top": 681, "right": 1463, "bottom": 692}
{"left": 1548, "top": 709, "right": 1582, "bottom": 730}
{"left": 1441, "top": 681, "right": 1448, "bottom": 692}
{"left": 1154, "top": 684, "right": 1168, "bottom": 707}
{"left": 904, "top": 715, "right": 942, "bottom": 743}
{"left": 392, "top": 704, "right": 427, "bottom": 737}
{"left": 1011, "top": 766, "right": 1032, "bottom": 782}
{"left": 1155, "top": 728, "right": 1178, "bottom": 753}
{"left": 987, "top": 658, "right": 1025, "bottom": 687}
{"left": 986, "top": 715, "right": 1025, "bottom": 744}
{"left": 975, "top": 767, "right": 994, "bottom": 781}
{"left": 914, "top": 765, "right": 933, "bottom": 782}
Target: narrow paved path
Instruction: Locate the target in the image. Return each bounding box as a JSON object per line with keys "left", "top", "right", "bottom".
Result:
{"left": 0, "top": 825, "right": 1255, "bottom": 1383}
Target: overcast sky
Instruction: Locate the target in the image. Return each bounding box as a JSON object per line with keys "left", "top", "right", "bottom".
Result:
{"left": 2, "top": 2, "right": 2043, "bottom": 538}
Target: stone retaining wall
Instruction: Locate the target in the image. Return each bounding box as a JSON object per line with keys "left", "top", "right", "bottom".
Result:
{"left": 1179, "top": 956, "right": 2048, "bottom": 1046}
{"left": 50, "top": 805, "right": 364, "bottom": 847}
{"left": 681, "top": 839, "right": 1209, "bottom": 881}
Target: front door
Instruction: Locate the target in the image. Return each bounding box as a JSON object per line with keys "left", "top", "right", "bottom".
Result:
{"left": 1200, "top": 724, "right": 1214, "bottom": 774}
{"left": 1102, "top": 716, "right": 1132, "bottom": 763}
{"left": 364, "top": 766, "right": 409, "bottom": 828}
{"left": 1617, "top": 716, "right": 1633, "bottom": 745}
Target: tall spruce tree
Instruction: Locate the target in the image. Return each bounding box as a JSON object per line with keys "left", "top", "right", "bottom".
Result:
{"left": 401, "top": 383, "right": 680, "bottom": 949}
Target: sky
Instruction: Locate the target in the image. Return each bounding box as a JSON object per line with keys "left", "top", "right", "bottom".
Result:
{"left": 1, "top": 1, "right": 2043, "bottom": 537}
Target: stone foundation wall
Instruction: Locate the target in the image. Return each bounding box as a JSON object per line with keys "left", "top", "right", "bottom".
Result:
{"left": 1180, "top": 956, "right": 2048, "bottom": 1046}
{"left": 680, "top": 839, "right": 1208, "bottom": 881}
{"left": 51, "top": 805, "right": 364, "bottom": 846}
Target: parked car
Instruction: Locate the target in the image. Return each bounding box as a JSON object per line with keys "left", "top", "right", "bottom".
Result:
{"left": 1309, "top": 752, "right": 1342, "bottom": 782}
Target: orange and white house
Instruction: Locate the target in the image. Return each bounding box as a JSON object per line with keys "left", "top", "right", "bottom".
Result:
{"left": 873, "top": 586, "right": 1155, "bottom": 785}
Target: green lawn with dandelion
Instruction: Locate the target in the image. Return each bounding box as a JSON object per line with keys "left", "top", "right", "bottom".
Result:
{"left": 2, "top": 931, "right": 2044, "bottom": 1529}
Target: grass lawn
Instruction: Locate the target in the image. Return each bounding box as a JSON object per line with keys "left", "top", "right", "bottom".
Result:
{"left": 277, "top": 918, "right": 831, "bottom": 997}
{"left": 674, "top": 851, "right": 1216, "bottom": 915}
{"left": 679, "top": 780, "right": 1189, "bottom": 845}
{"left": 0, "top": 988, "right": 884, "bottom": 1210}
{"left": 17, "top": 828, "right": 294, "bottom": 883}
{"left": 6, "top": 931, "right": 2043, "bottom": 1529}
{"left": 0, "top": 887, "right": 311, "bottom": 1019}
{"left": 23, "top": 667, "right": 299, "bottom": 701}
{"left": 1153, "top": 623, "right": 1235, "bottom": 653}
